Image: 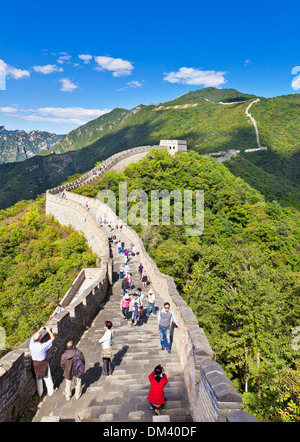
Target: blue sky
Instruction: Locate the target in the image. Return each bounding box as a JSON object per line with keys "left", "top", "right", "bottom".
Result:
{"left": 0, "top": 0, "right": 299, "bottom": 134}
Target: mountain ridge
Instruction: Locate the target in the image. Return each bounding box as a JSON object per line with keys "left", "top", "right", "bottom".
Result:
{"left": 0, "top": 126, "right": 60, "bottom": 164}
{"left": 0, "top": 87, "right": 299, "bottom": 210}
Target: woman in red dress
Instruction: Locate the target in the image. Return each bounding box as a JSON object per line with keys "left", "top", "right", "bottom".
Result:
{"left": 147, "top": 365, "right": 168, "bottom": 415}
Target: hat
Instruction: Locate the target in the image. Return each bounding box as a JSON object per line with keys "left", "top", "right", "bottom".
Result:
{"left": 148, "top": 289, "right": 154, "bottom": 294}
{"left": 124, "top": 293, "right": 130, "bottom": 299}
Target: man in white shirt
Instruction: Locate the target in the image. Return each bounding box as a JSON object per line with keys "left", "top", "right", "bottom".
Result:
{"left": 29, "top": 326, "right": 55, "bottom": 396}
{"left": 158, "top": 303, "right": 178, "bottom": 353}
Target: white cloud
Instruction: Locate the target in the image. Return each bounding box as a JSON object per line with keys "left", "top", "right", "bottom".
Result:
{"left": 127, "top": 80, "right": 143, "bottom": 88}
{"left": 0, "top": 106, "right": 111, "bottom": 126}
{"left": 59, "top": 78, "right": 78, "bottom": 92}
{"left": 33, "top": 64, "right": 64, "bottom": 74}
{"left": 57, "top": 54, "right": 72, "bottom": 64}
{"left": 118, "top": 80, "right": 144, "bottom": 92}
{"left": 78, "top": 54, "right": 93, "bottom": 64}
{"left": 163, "top": 67, "right": 227, "bottom": 87}
{"left": 0, "top": 106, "right": 18, "bottom": 114}
{"left": 0, "top": 59, "right": 30, "bottom": 80}
{"left": 37, "top": 107, "right": 109, "bottom": 120}
{"left": 94, "top": 56, "right": 134, "bottom": 77}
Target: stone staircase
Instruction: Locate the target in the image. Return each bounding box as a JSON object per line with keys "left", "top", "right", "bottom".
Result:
{"left": 32, "top": 220, "right": 193, "bottom": 423}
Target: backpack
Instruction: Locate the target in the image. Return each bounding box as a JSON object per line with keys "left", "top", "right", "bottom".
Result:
{"left": 122, "top": 296, "right": 130, "bottom": 308}
{"left": 73, "top": 349, "right": 85, "bottom": 378}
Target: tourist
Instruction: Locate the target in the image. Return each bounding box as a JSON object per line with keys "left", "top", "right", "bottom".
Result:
{"left": 158, "top": 302, "right": 178, "bottom": 353}
{"left": 136, "top": 287, "right": 144, "bottom": 317}
{"left": 132, "top": 244, "right": 138, "bottom": 256}
{"left": 49, "top": 303, "right": 64, "bottom": 320}
{"left": 142, "top": 270, "right": 148, "bottom": 287}
{"left": 147, "top": 365, "right": 168, "bottom": 415}
{"left": 119, "top": 265, "right": 124, "bottom": 279}
{"left": 127, "top": 273, "right": 133, "bottom": 291}
{"left": 120, "top": 292, "right": 131, "bottom": 320}
{"left": 99, "top": 321, "right": 113, "bottom": 376}
{"left": 121, "top": 240, "right": 125, "bottom": 253}
{"left": 60, "top": 341, "right": 85, "bottom": 400}
{"left": 29, "top": 326, "right": 55, "bottom": 397}
{"left": 146, "top": 289, "right": 156, "bottom": 316}
{"left": 130, "top": 293, "right": 142, "bottom": 327}
{"left": 124, "top": 263, "right": 130, "bottom": 274}
{"left": 138, "top": 263, "right": 143, "bottom": 280}
{"left": 117, "top": 240, "right": 122, "bottom": 253}
{"left": 122, "top": 277, "right": 129, "bottom": 295}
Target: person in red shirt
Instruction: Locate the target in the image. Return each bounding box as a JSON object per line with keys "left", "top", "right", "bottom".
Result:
{"left": 147, "top": 365, "right": 168, "bottom": 415}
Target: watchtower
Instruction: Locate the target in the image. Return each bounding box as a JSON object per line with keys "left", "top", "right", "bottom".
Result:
{"left": 159, "top": 139, "right": 188, "bottom": 155}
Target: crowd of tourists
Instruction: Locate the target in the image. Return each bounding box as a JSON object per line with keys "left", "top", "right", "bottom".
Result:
{"left": 29, "top": 229, "right": 178, "bottom": 417}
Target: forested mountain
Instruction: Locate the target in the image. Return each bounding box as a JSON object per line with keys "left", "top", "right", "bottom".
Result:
{"left": 39, "top": 107, "right": 134, "bottom": 155}
{"left": 0, "top": 126, "right": 60, "bottom": 164}
{"left": 0, "top": 88, "right": 299, "bottom": 213}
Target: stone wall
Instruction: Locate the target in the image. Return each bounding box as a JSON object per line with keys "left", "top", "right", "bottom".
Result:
{"left": 0, "top": 194, "right": 112, "bottom": 422}
{"left": 48, "top": 145, "right": 163, "bottom": 196}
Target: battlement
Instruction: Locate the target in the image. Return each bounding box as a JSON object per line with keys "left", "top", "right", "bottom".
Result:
{"left": 159, "top": 139, "right": 188, "bottom": 155}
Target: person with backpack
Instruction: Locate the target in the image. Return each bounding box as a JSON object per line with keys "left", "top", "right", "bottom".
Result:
{"left": 120, "top": 292, "right": 131, "bottom": 320}
{"left": 138, "top": 263, "right": 143, "bottom": 280}
{"left": 142, "top": 270, "right": 148, "bottom": 287}
{"left": 99, "top": 321, "right": 113, "bottom": 376}
{"left": 60, "top": 341, "right": 85, "bottom": 401}
{"left": 130, "top": 293, "right": 142, "bottom": 327}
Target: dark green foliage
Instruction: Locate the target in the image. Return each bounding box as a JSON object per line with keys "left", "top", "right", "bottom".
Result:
{"left": 0, "top": 197, "right": 98, "bottom": 354}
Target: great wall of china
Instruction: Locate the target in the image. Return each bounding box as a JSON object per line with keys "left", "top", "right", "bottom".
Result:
{"left": 0, "top": 142, "right": 258, "bottom": 423}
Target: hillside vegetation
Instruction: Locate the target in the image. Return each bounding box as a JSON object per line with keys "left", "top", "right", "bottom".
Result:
{"left": 0, "top": 196, "right": 98, "bottom": 354}
{"left": 73, "top": 149, "right": 300, "bottom": 421}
